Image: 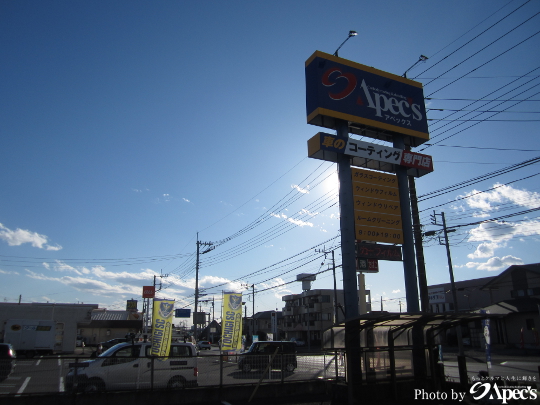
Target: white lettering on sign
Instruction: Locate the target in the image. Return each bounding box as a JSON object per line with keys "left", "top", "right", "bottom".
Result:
{"left": 359, "top": 79, "right": 423, "bottom": 122}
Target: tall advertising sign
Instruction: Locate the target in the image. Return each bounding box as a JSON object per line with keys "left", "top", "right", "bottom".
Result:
{"left": 305, "top": 51, "right": 429, "bottom": 146}
{"left": 221, "top": 292, "right": 243, "bottom": 351}
{"left": 150, "top": 299, "right": 174, "bottom": 360}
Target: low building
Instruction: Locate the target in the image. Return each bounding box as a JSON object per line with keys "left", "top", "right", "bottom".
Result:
{"left": 281, "top": 289, "right": 346, "bottom": 347}
{"left": 81, "top": 308, "right": 143, "bottom": 346}
{"left": 427, "top": 263, "right": 540, "bottom": 349}
{"left": 0, "top": 302, "right": 98, "bottom": 353}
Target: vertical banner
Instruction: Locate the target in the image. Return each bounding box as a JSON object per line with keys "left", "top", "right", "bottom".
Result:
{"left": 151, "top": 299, "right": 175, "bottom": 360}
{"left": 221, "top": 292, "right": 243, "bottom": 351}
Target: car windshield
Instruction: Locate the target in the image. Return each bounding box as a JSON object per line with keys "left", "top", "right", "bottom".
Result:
{"left": 99, "top": 343, "right": 133, "bottom": 357}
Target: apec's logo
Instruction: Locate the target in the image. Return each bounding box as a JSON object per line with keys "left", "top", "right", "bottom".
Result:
{"left": 471, "top": 382, "right": 537, "bottom": 404}
{"left": 321, "top": 67, "right": 423, "bottom": 124}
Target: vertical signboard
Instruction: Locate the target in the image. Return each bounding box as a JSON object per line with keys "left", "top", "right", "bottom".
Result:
{"left": 221, "top": 292, "right": 243, "bottom": 351}
{"left": 150, "top": 299, "right": 174, "bottom": 360}
{"left": 352, "top": 167, "right": 403, "bottom": 244}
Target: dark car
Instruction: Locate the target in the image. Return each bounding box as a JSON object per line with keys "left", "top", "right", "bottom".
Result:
{"left": 99, "top": 338, "right": 129, "bottom": 350}
{"left": 238, "top": 341, "right": 297, "bottom": 373}
{"left": 0, "top": 343, "right": 16, "bottom": 381}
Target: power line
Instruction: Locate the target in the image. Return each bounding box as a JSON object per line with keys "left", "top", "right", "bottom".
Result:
{"left": 414, "top": 0, "right": 526, "bottom": 73}
{"left": 416, "top": 0, "right": 534, "bottom": 81}
{"left": 425, "top": 25, "right": 540, "bottom": 96}
{"left": 418, "top": 156, "right": 540, "bottom": 201}
{"left": 426, "top": 97, "right": 540, "bottom": 102}
{"left": 421, "top": 144, "right": 540, "bottom": 152}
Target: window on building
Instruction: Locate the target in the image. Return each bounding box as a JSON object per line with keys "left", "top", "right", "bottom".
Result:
{"left": 321, "top": 295, "right": 330, "bottom": 303}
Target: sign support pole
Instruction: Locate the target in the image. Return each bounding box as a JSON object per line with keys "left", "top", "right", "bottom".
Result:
{"left": 394, "top": 134, "right": 426, "bottom": 381}
{"left": 392, "top": 134, "right": 420, "bottom": 312}
{"left": 336, "top": 119, "right": 361, "bottom": 405}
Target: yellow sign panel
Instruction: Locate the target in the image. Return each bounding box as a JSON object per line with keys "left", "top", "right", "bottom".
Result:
{"left": 355, "top": 212, "right": 402, "bottom": 231}
{"left": 353, "top": 183, "right": 400, "bottom": 202}
{"left": 221, "top": 292, "right": 243, "bottom": 351}
{"left": 352, "top": 167, "right": 398, "bottom": 188}
{"left": 355, "top": 227, "right": 403, "bottom": 244}
{"left": 352, "top": 167, "right": 403, "bottom": 244}
{"left": 354, "top": 196, "right": 401, "bottom": 216}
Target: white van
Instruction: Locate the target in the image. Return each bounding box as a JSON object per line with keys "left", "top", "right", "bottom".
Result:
{"left": 65, "top": 342, "right": 197, "bottom": 392}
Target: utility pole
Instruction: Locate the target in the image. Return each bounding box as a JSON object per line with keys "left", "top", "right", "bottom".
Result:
{"left": 195, "top": 233, "right": 214, "bottom": 340}
{"left": 144, "top": 273, "right": 168, "bottom": 335}
{"left": 252, "top": 284, "right": 255, "bottom": 339}
{"left": 427, "top": 211, "right": 467, "bottom": 386}
{"left": 315, "top": 247, "right": 338, "bottom": 324}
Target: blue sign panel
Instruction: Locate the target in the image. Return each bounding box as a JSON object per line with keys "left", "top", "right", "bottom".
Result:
{"left": 175, "top": 308, "right": 191, "bottom": 318}
{"left": 305, "top": 51, "right": 429, "bottom": 146}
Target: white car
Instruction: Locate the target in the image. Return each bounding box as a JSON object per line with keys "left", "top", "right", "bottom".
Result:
{"left": 65, "top": 342, "right": 198, "bottom": 392}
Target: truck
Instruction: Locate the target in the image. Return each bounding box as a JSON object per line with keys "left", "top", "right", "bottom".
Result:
{"left": 3, "top": 320, "right": 56, "bottom": 358}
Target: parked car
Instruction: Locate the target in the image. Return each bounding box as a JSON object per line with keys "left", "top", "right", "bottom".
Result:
{"left": 65, "top": 341, "right": 198, "bottom": 392}
{"left": 196, "top": 341, "right": 212, "bottom": 350}
{"left": 238, "top": 341, "right": 297, "bottom": 373}
{"left": 290, "top": 338, "right": 305, "bottom": 347}
{"left": 98, "top": 338, "right": 129, "bottom": 350}
{"left": 0, "top": 343, "right": 16, "bottom": 381}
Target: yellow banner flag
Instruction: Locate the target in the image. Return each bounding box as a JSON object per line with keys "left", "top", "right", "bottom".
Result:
{"left": 221, "top": 292, "right": 242, "bottom": 351}
{"left": 150, "top": 299, "right": 174, "bottom": 360}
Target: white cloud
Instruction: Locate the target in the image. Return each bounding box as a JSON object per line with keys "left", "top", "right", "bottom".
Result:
{"left": 461, "top": 184, "right": 540, "bottom": 214}
{"left": 291, "top": 184, "right": 310, "bottom": 194}
{"left": 259, "top": 277, "right": 293, "bottom": 300}
{"left": 0, "top": 223, "right": 62, "bottom": 251}
{"left": 392, "top": 289, "right": 401, "bottom": 294}
{"left": 287, "top": 218, "right": 313, "bottom": 227}
{"left": 467, "top": 242, "right": 501, "bottom": 259}
{"left": 271, "top": 213, "right": 313, "bottom": 227}
{"left": 465, "top": 255, "right": 523, "bottom": 271}
{"left": 92, "top": 266, "right": 158, "bottom": 284}
{"left": 468, "top": 219, "right": 540, "bottom": 245}
{"left": 0, "top": 269, "right": 19, "bottom": 275}
{"left": 25, "top": 269, "right": 142, "bottom": 296}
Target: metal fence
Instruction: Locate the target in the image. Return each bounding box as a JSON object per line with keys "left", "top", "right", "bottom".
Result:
{"left": 0, "top": 352, "right": 349, "bottom": 396}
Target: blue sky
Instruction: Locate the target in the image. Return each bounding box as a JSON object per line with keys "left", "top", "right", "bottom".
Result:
{"left": 1, "top": 0, "right": 539, "bottom": 320}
